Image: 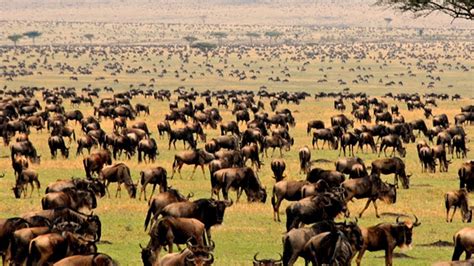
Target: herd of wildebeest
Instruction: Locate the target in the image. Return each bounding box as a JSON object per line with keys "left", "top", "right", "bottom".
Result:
{"left": 0, "top": 82, "right": 472, "bottom": 265}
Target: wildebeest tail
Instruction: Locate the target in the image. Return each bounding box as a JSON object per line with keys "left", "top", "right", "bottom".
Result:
{"left": 26, "top": 240, "right": 40, "bottom": 266}
{"left": 144, "top": 204, "right": 156, "bottom": 231}
{"left": 271, "top": 186, "right": 277, "bottom": 209}
{"left": 41, "top": 197, "right": 48, "bottom": 210}
{"left": 140, "top": 171, "right": 145, "bottom": 186}
{"left": 83, "top": 158, "right": 91, "bottom": 178}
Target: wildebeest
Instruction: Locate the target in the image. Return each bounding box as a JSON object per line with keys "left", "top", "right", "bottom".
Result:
{"left": 137, "top": 138, "right": 159, "bottom": 163}
{"left": 83, "top": 150, "right": 113, "bottom": 179}
{"left": 312, "top": 128, "right": 337, "bottom": 150}
{"left": 211, "top": 167, "right": 267, "bottom": 203}
{"left": 0, "top": 217, "right": 30, "bottom": 265}
{"left": 355, "top": 216, "right": 420, "bottom": 266}
{"left": 371, "top": 157, "right": 411, "bottom": 189}
{"left": 76, "top": 134, "right": 98, "bottom": 155}
{"left": 160, "top": 198, "right": 233, "bottom": 241}
{"left": 452, "top": 227, "right": 474, "bottom": 261}
{"left": 298, "top": 146, "right": 311, "bottom": 174}
{"left": 253, "top": 253, "right": 282, "bottom": 266}
{"left": 144, "top": 188, "right": 192, "bottom": 231}
{"left": 445, "top": 189, "right": 472, "bottom": 223}
{"left": 306, "top": 120, "right": 325, "bottom": 135}
{"left": 271, "top": 180, "right": 319, "bottom": 222}
{"left": 285, "top": 189, "right": 347, "bottom": 231}
{"left": 306, "top": 168, "right": 345, "bottom": 188}
{"left": 48, "top": 135, "right": 69, "bottom": 159}
{"left": 10, "top": 140, "right": 41, "bottom": 164}
{"left": 271, "top": 159, "right": 286, "bottom": 182}
{"left": 52, "top": 253, "right": 116, "bottom": 266}
{"left": 138, "top": 167, "right": 168, "bottom": 201}
{"left": 263, "top": 135, "right": 292, "bottom": 157}
{"left": 99, "top": 163, "right": 137, "bottom": 198}
{"left": 12, "top": 154, "right": 28, "bottom": 178}
{"left": 45, "top": 178, "right": 106, "bottom": 198}
{"left": 13, "top": 169, "right": 41, "bottom": 198}
{"left": 42, "top": 188, "right": 97, "bottom": 211}
{"left": 241, "top": 143, "right": 262, "bottom": 170}
{"left": 342, "top": 174, "right": 397, "bottom": 218}
{"left": 378, "top": 134, "right": 406, "bottom": 158}
{"left": 459, "top": 161, "right": 474, "bottom": 191}
{"left": 171, "top": 149, "right": 215, "bottom": 179}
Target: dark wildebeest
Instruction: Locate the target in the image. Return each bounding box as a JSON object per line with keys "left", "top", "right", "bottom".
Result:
{"left": 138, "top": 167, "right": 168, "bottom": 201}
{"left": 433, "top": 114, "right": 449, "bottom": 128}
{"left": 459, "top": 161, "right": 474, "bottom": 192}
{"left": 48, "top": 135, "right": 69, "bottom": 159}
{"left": 41, "top": 188, "right": 97, "bottom": 211}
{"left": 271, "top": 159, "right": 286, "bottom": 182}
{"left": 12, "top": 154, "right": 28, "bottom": 178}
{"left": 306, "top": 120, "right": 325, "bottom": 135}
{"left": 302, "top": 221, "right": 363, "bottom": 265}
{"left": 452, "top": 227, "right": 474, "bottom": 261}
{"left": 220, "top": 121, "right": 240, "bottom": 136}
{"left": 335, "top": 157, "right": 367, "bottom": 178}
{"left": 298, "top": 146, "right": 311, "bottom": 174}
{"left": 241, "top": 143, "right": 262, "bottom": 170}
{"left": 137, "top": 138, "right": 159, "bottom": 163}
{"left": 13, "top": 169, "right": 41, "bottom": 198}
{"left": 140, "top": 243, "right": 214, "bottom": 266}
{"left": 52, "top": 253, "right": 116, "bottom": 266}
{"left": 26, "top": 231, "right": 97, "bottom": 266}
{"left": 371, "top": 157, "right": 411, "bottom": 189}
{"left": 331, "top": 114, "right": 353, "bottom": 131}
{"left": 339, "top": 132, "right": 358, "bottom": 156}
{"left": 168, "top": 127, "right": 196, "bottom": 150}
{"left": 418, "top": 145, "right": 437, "bottom": 173}
{"left": 262, "top": 135, "right": 292, "bottom": 157}
{"left": 312, "top": 128, "right": 338, "bottom": 150}
{"left": 355, "top": 216, "right": 420, "bottom": 266}
{"left": 253, "top": 253, "right": 283, "bottom": 266}
{"left": 306, "top": 168, "right": 345, "bottom": 188}
{"left": 378, "top": 134, "right": 406, "bottom": 158}
{"left": 161, "top": 198, "right": 233, "bottom": 241}
{"left": 0, "top": 217, "right": 30, "bottom": 265}
{"left": 445, "top": 189, "right": 472, "bottom": 223}
{"left": 135, "top": 103, "right": 150, "bottom": 116}
{"left": 171, "top": 149, "right": 215, "bottom": 179}
{"left": 285, "top": 189, "right": 347, "bottom": 231}
{"left": 83, "top": 150, "right": 112, "bottom": 179}
{"left": 76, "top": 134, "right": 98, "bottom": 155}
{"left": 99, "top": 163, "right": 137, "bottom": 198}
{"left": 211, "top": 167, "right": 266, "bottom": 203}
{"left": 147, "top": 217, "right": 205, "bottom": 254}
{"left": 144, "top": 188, "right": 193, "bottom": 231}
{"left": 342, "top": 174, "right": 397, "bottom": 218}
{"left": 157, "top": 121, "right": 171, "bottom": 138}
{"left": 433, "top": 144, "right": 451, "bottom": 173}
{"left": 45, "top": 178, "right": 106, "bottom": 198}
{"left": 10, "top": 141, "right": 41, "bottom": 164}
{"left": 375, "top": 111, "right": 393, "bottom": 124}
{"left": 453, "top": 134, "right": 468, "bottom": 159}
{"left": 357, "top": 132, "right": 377, "bottom": 153}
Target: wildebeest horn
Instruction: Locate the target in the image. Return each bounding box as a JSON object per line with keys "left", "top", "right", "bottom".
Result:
{"left": 224, "top": 199, "right": 233, "bottom": 207}
{"left": 407, "top": 173, "right": 413, "bottom": 178}
{"left": 413, "top": 215, "right": 421, "bottom": 226}
{"left": 253, "top": 253, "right": 261, "bottom": 263}
{"left": 204, "top": 253, "right": 214, "bottom": 263}
{"left": 185, "top": 253, "right": 195, "bottom": 262}
{"left": 209, "top": 239, "right": 216, "bottom": 250}
{"left": 187, "top": 192, "right": 194, "bottom": 198}
{"left": 0, "top": 172, "right": 5, "bottom": 178}
{"left": 139, "top": 244, "right": 144, "bottom": 249}
{"left": 396, "top": 215, "right": 401, "bottom": 223}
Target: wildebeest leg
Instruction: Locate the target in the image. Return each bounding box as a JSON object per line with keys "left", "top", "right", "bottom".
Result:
{"left": 466, "top": 251, "right": 472, "bottom": 260}
{"left": 385, "top": 248, "right": 393, "bottom": 266}
{"left": 355, "top": 248, "right": 366, "bottom": 266}
{"left": 271, "top": 147, "right": 276, "bottom": 157}
{"left": 279, "top": 147, "right": 283, "bottom": 157}
{"left": 446, "top": 206, "right": 450, "bottom": 222}
{"left": 200, "top": 164, "right": 206, "bottom": 178}
{"left": 30, "top": 182, "right": 34, "bottom": 197}
{"left": 149, "top": 184, "right": 157, "bottom": 200}
{"left": 394, "top": 174, "right": 399, "bottom": 188}
{"left": 116, "top": 183, "right": 122, "bottom": 198}
{"left": 372, "top": 200, "right": 380, "bottom": 218}
{"left": 236, "top": 188, "right": 244, "bottom": 202}
{"left": 358, "top": 198, "right": 373, "bottom": 218}
{"left": 189, "top": 165, "right": 198, "bottom": 179}
{"left": 451, "top": 207, "right": 457, "bottom": 222}
{"left": 105, "top": 181, "right": 111, "bottom": 198}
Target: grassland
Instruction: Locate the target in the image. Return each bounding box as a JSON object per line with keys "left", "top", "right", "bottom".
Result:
{"left": 0, "top": 24, "right": 473, "bottom": 266}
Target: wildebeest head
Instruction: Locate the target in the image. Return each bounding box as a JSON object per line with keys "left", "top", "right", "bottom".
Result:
{"left": 89, "top": 179, "right": 106, "bottom": 198}
{"left": 394, "top": 215, "right": 421, "bottom": 249}
{"left": 86, "top": 214, "right": 102, "bottom": 240}
{"left": 341, "top": 220, "right": 364, "bottom": 251}
{"left": 208, "top": 199, "right": 233, "bottom": 225}
{"left": 253, "top": 253, "right": 283, "bottom": 266}
{"left": 197, "top": 149, "right": 215, "bottom": 164}
{"left": 378, "top": 182, "right": 397, "bottom": 204}
{"left": 12, "top": 185, "right": 22, "bottom": 199}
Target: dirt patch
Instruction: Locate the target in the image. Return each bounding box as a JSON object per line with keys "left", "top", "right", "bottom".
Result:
{"left": 419, "top": 240, "right": 453, "bottom": 247}
{"left": 379, "top": 212, "right": 410, "bottom": 218}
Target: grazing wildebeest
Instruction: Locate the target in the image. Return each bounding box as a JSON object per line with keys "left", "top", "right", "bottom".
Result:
{"left": 342, "top": 174, "right": 397, "bottom": 218}
{"left": 452, "top": 227, "right": 474, "bottom": 261}
{"left": 161, "top": 198, "right": 233, "bottom": 241}
{"left": 312, "top": 128, "right": 338, "bottom": 150}
{"left": 220, "top": 121, "right": 240, "bottom": 136}
{"left": 12, "top": 154, "right": 28, "bottom": 178}
{"left": 13, "top": 169, "right": 41, "bottom": 198}
{"left": 147, "top": 217, "right": 205, "bottom": 254}
{"left": 357, "top": 132, "right": 377, "bottom": 153}
{"left": 298, "top": 146, "right": 311, "bottom": 174}
{"left": 41, "top": 188, "right": 97, "bottom": 211}
{"left": 76, "top": 134, "right": 98, "bottom": 155}
{"left": 271, "top": 159, "right": 286, "bottom": 182}
{"left": 453, "top": 134, "right": 468, "bottom": 159}
{"left": 241, "top": 143, "right": 262, "bottom": 170}
{"left": 168, "top": 127, "right": 196, "bottom": 150}
{"left": 459, "top": 161, "right": 474, "bottom": 192}
{"left": 285, "top": 189, "right": 347, "bottom": 231}
{"left": 211, "top": 167, "right": 266, "bottom": 203}
{"left": 262, "top": 135, "right": 292, "bottom": 157}
{"left": 10, "top": 141, "right": 41, "bottom": 164}
{"left": 433, "top": 144, "right": 451, "bottom": 172}
{"left": 171, "top": 149, "right": 215, "bottom": 179}
{"left": 99, "top": 163, "right": 137, "bottom": 198}
{"left": 378, "top": 134, "right": 406, "bottom": 158}
{"left": 48, "top": 135, "right": 69, "bottom": 159}
{"left": 356, "top": 216, "right": 420, "bottom": 266}
{"left": 271, "top": 180, "right": 313, "bottom": 222}
{"left": 138, "top": 167, "right": 168, "bottom": 201}
{"left": 418, "top": 145, "right": 437, "bottom": 173}
{"left": 83, "top": 150, "right": 112, "bottom": 179}
{"left": 445, "top": 189, "right": 472, "bottom": 223}
{"left": 306, "top": 168, "right": 345, "bottom": 188}
{"left": 371, "top": 157, "right": 411, "bottom": 189}
{"left": 137, "top": 138, "right": 159, "bottom": 163}
{"left": 331, "top": 114, "right": 353, "bottom": 131}
{"left": 46, "top": 178, "right": 106, "bottom": 198}
{"left": 335, "top": 157, "right": 366, "bottom": 176}
{"left": 157, "top": 121, "right": 171, "bottom": 138}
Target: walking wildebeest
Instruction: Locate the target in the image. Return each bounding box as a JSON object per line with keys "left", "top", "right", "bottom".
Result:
{"left": 99, "top": 163, "right": 137, "bottom": 198}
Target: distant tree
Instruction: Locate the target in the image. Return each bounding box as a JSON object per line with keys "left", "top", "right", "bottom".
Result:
{"left": 376, "top": 0, "right": 474, "bottom": 21}
{"left": 84, "top": 33, "right": 94, "bottom": 44}
{"left": 245, "top": 32, "right": 260, "bottom": 46}
{"left": 210, "top": 32, "right": 228, "bottom": 46}
{"left": 7, "top": 34, "right": 23, "bottom": 47}
{"left": 23, "top": 31, "right": 42, "bottom": 45}
{"left": 264, "top": 31, "right": 282, "bottom": 45}
{"left": 191, "top": 42, "right": 217, "bottom": 63}
{"left": 183, "top": 36, "right": 198, "bottom": 46}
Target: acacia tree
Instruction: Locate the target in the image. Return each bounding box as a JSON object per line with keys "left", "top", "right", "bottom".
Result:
{"left": 376, "top": 0, "right": 474, "bottom": 21}
{"left": 183, "top": 36, "right": 198, "bottom": 46}
{"left": 264, "top": 31, "right": 282, "bottom": 45}
{"left": 84, "top": 33, "right": 94, "bottom": 45}
{"left": 23, "top": 31, "right": 42, "bottom": 45}
{"left": 246, "top": 32, "right": 260, "bottom": 46}
{"left": 7, "top": 34, "right": 23, "bottom": 47}
{"left": 191, "top": 42, "right": 217, "bottom": 63}
{"left": 210, "top": 32, "right": 227, "bottom": 46}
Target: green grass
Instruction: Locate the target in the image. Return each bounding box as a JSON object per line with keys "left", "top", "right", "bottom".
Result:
{"left": 0, "top": 40, "right": 473, "bottom": 265}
